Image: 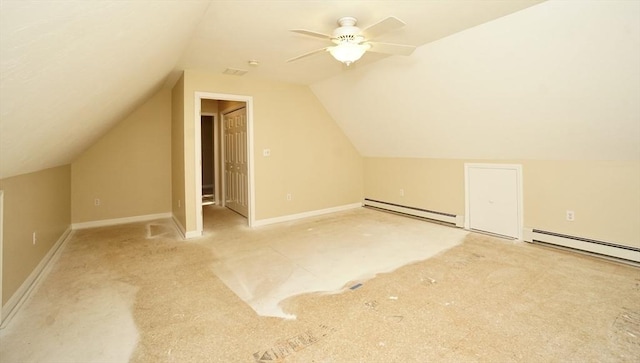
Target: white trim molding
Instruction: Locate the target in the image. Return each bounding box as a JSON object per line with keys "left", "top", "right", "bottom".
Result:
{"left": 172, "top": 214, "right": 187, "bottom": 238}
{"left": 171, "top": 214, "right": 201, "bottom": 239}
{"left": 253, "top": 203, "right": 362, "bottom": 227}
{"left": 184, "top": 230, "right": 203, "bottom": 239}
{"left": 71, "top": 213, "right": 172, "bottom": 230}
{"left": 1, "top": 227, "right": 73, "bottom": 329}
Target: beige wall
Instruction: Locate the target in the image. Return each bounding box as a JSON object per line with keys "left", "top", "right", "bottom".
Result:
{"left": 0, "top": 165, "right": 71, "bottom": 305}
{"left": 71, "top": 88, "right": 172, "bottom": 223}
{"left": 364, "top": 158, "right": 465, "bottom": 215}
{"left": 364, "top": 158, "right": 640, "bottom": 248}
{"left": 177, "top": 70, "right": 363, "bottom": 231}
{"left": 171, "top": 74, "right": 186, "bottom": 230}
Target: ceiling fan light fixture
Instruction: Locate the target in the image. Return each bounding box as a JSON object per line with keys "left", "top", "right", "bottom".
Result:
{"left": 328, "top": 42, "right": 370, "bottom": 66}
{"left": 288, "top": 16, "right": 414, "bottom": 65}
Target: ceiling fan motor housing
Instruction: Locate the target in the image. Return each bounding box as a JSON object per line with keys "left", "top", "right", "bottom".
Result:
{"left": 332, "top": 16, "right": 364, "bottom": 44}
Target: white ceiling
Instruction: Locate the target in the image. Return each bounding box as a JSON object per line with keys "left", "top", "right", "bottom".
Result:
{"left": 311, "top": 0, "right": 640, "bottom": 161}
{"left": 176, "top": 0, "right": 544, "bottom": 85}
{"left": 0, "top": 0, "right": 543, "bottom": 178}
{"left": 0, "top": 0, "right": 210, "bottom": 178}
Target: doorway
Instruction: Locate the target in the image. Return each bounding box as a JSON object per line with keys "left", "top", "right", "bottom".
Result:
{"left": 194, "top": 92, "right": 255, "bottom": 234}
{"left": 0, "top": 191, "right": 4, "bottom": 325}
{"left": 464, "top": 163, "right": 523, "bottom": 239}
{"left": 201, "top": 114, "right": 215, "bottom": 206}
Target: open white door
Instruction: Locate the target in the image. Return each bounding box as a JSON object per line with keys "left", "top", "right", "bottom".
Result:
{"left": 222, "top": 107, "right": 248, "bottom": 217}
{"left": 465, "top": 164, "right": 522, "bottom": 239}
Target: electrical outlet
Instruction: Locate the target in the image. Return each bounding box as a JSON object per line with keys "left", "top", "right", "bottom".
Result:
{"left": 400, "top": 189, "right": 405, "bottom": 197}
{"left": 263, "top": 148, "right": 271, "bottom": 157}
{"left": 94, "top": 198, "right": 100, "bottom": 206}
{"left": 566, "top": 210, "right": 575, "bottom": 221}
{"left": 286, "top": 193, "right": 292, "bottom": 201}
{"left": 32, "top": 231, "right": 37, "bottom": 245}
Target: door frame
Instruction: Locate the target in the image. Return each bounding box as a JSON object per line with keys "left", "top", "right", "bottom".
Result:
{"left": 194, "top": 92, "right": 255, "bottom": 232}
{"left": 464, "top": 163, "right": 523, "bottom": 239}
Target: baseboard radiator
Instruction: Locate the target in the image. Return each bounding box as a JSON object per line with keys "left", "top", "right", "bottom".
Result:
{"left": 524, "top": 229, "right": 640, "bottom": 264}
{"left": 363, "top": 198, "right": 464, "bottom": 227}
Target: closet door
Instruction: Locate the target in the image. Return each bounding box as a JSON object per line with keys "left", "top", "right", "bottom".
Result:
{"left": 465, "top": 164, "right": 522, "bottom": 239}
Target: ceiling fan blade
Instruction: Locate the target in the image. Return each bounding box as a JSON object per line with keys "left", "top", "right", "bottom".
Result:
{"left": 286, "top": 47, "right": 329, "bottom": 63}
{"left": 362, "top": 16, "right": 405, "bottom": 40}
{"left": 290, "top": 29, "right": 332, "bottom": 40}
{"left": 366, "top": 41, "right": 416, "bottom": 56}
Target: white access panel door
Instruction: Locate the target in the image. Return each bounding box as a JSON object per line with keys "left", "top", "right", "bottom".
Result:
{"left": 223, "top": 107, "right": 248, "bottom": 217}
{"left": 465, "top": 164, "right": 522, "bottom": 239}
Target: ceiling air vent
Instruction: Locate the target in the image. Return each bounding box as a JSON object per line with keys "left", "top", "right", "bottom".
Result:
{"left": 223, "top": 68, "right": 248, "bottom": 76}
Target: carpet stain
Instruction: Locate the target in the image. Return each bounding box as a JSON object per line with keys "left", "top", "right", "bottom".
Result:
{"left": 2, "top": 209, "right": 638, "bottom": 363}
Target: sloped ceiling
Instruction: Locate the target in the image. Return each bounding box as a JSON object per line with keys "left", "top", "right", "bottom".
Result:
{"left": 176, "top": 0, "right": 544, "bottom": 85}
{"left": 311, "top": 0, "right": 640, "bottom": 161}
{"left": 0, "top": 0, "right": 544, "bottom": 179}
{"left": 0, "top": 0, "right": 210, "bottom": 178}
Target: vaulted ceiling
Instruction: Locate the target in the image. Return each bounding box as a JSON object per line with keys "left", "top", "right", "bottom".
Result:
{"left": 0, "top": 0, "right": 547, "bottom": 179}
{"left": 0, "top": 1, "right": 209, "bottom": 178}
{"left": 312, "top": 1, "right": 640, "bottom": 161}
{"left": 8, "top": 1, "right": 640, "bottom": 182}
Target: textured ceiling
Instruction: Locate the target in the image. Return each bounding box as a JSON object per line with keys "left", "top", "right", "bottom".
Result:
{"left": 0, "top": 0, "right": 543, "bottom": 178}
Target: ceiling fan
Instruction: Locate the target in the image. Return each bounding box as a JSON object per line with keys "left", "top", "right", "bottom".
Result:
{"left": 287, "top": 16, "right": 416, "bottom": 66}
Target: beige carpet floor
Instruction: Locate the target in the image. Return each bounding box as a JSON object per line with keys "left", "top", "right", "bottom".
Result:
{"left": 1, "top": 206, "right": 638, "bottom": 362}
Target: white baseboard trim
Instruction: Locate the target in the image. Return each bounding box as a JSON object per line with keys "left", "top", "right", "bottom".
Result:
{"left": 253, "top": 202, "right": 363, "bottom": 227}
{"left": 1, "top": 227, "right": 73, "bottom": 329}
{"left": 172, "top": 214, "right": 187, "bottom": 238}
{"left": 171, "top": 214, "right": 202, "bottom": 239}
{"left": 72, "top": 213, "right": 172, "bottom": 230}
{"left": 185, "top": 230, "right": 203, "bottom": 238}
